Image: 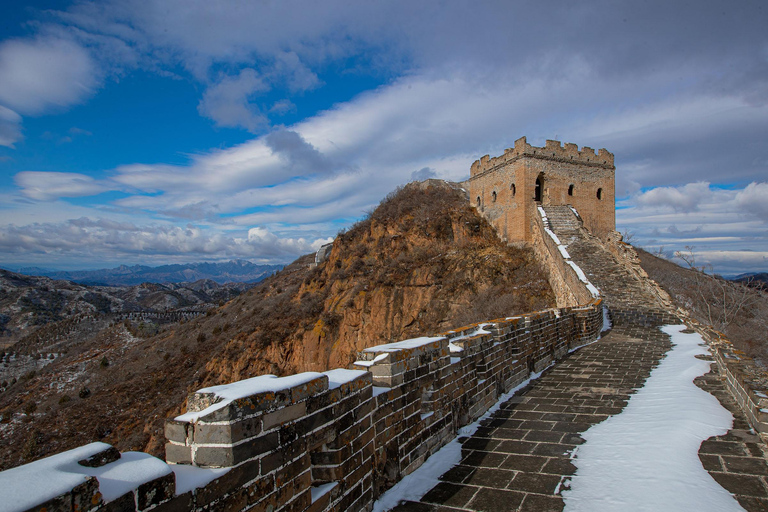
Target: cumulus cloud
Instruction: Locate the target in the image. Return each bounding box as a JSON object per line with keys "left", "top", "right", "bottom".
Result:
{"left": 0, "top": 218, "right": 331, "bottom": 265}
{"left": 0, "top": 36, "right": 98, "bottom": 115}
{"left": 635, "top": 182, "right": 713, "bottom": 212}
{"left": 272, "top": 51, "right": 321, "bottom": 93}
{"left": 197, "top": 68, "right": 269, "bottom": 131}
{"left": 734, "top": 182, "right": 768, "bottom": 221}
{"left": 270, "top": 99, "right": 296, "bottom": 115}
{"left": 618, "top": 182, "right": 768, "bottom": 275}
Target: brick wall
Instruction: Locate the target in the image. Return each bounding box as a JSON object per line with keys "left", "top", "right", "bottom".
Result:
{"left": 529, "top": 207, "right": 595, "bottom": 307}
{"left": 4, "top": 302, "right": 603, "bottom": 512}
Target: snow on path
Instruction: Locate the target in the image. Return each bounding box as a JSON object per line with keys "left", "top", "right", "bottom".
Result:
{"left": 371, "top": 370, "right": 547, "bottom": 512}
{"left": 562, "top": 324, "right": 743, "bottom": 511}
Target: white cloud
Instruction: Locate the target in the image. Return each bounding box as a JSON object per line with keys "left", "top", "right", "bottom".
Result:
{"left": 197, "top": 68, "right": 269, "bottom": 131}
{"left": 618, "top": 182, "right": 768, "bottom": 275}
{"left": 14, "top": 172, "right": 114, "bottom": 201}
{"left": 734, "top": 182, "right": 768, "bottom": 221}
{"left": 0, "top": 219, "right": 331, "bottom": 266}
{"left": 0, "top": 105, "right": 22, "bottom": 148}
{"left": 0, "top": 36, "right": 98, "bottom": 115}
{"left": 635, "top": 182, "right": 713, "bottom": 212}
{"left": 273, "top": 51, "right": 321, "bottom": 93}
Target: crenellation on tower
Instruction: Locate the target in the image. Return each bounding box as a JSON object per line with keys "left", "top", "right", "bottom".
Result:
{"left": 465, "top": 135, "right": 616, "bottom": 243}
{"left": 469, "top": 136, "right": 614, "bottom": 179}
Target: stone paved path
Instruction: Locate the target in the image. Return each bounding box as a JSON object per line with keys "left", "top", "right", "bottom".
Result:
{"left": 385, "top": 209, "right": 768, "bottom": 511}
{"left": 389, "top": 323, "right": 670, "bottom": 512}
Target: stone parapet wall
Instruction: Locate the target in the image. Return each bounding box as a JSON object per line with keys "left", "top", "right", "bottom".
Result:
{"left": 682, "top": 318, "right": 768, "bottom": 438}
{"left": 1, "top": 302, "right": 603, "bottom": 512}
{"left": 531, "top": 207, "right": 595, "bottom": 308}
{"left": 602, "top": 232, "right": 674, "bottom": 310}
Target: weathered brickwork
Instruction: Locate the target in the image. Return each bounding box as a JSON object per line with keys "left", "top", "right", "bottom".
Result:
{"left": 3, "top": 302, "right": 603, "bottom": 512}
{"left": 465, "top": 136, "right": 615, "bottom": 243}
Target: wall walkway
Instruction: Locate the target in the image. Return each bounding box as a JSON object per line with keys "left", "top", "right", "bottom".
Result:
{"left": 393, "top": 208, "right": 768, "bottom": 511}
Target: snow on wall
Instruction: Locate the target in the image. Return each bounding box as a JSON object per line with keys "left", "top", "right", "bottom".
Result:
{"left": 538, "top": 206, "right": 600, "bottom": 298}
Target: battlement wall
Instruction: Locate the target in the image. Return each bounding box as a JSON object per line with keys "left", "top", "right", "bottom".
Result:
{"left": 1, "top": 302, "right": 603, "bottom": 512}
{"left": 470, "top": 136, "right": 614, "bottom": 178}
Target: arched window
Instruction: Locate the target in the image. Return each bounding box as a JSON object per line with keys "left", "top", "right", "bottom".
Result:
{"left": 476, "top": 196, "right": 481, "bottom": 207}
{"left": 568, "top": 184, "right": 574, "bottom": 196}
{"left": 492, "top": 191, "right": 497, "bottom": 202}
{"left": 511, "top": 183, "right": 516, "bottom": 196}
{"left": 597, "top": 188, "right": 603, "bottom": 200}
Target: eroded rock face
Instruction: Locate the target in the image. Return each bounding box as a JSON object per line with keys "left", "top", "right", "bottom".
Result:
{"left": 203, "top": 181, "right": 554, "bottom": 381}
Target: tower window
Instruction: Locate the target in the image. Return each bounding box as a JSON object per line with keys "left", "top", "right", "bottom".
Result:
{"left": 597, "top": 188, "right": 603, "bottom": 200}
{"left": 492, "top": 191, "right": 497, "bottom": 202}
{"left": 511, "top": 183, "right": 516, "bottom": 196}
{"left": 568, "top": 184, "right": 574, "bottom": 196}
{"left": 476, "top": 196, "right": 481, "bottom": 207}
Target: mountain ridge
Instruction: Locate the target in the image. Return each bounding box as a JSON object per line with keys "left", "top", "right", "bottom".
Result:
{"left": 6, "top": 260, "right": 282, "bottom": 286}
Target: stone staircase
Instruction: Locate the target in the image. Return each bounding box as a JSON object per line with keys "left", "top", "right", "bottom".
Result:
{"left": 540, "top": 205, "right": 581, "bottom": 240}
{"left": 541, "top": 205, "right": 677, "bottom": 328}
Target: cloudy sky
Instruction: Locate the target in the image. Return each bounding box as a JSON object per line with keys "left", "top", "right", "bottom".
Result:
{"left": 0, "top": 1, "right": 766, "bottom": 275}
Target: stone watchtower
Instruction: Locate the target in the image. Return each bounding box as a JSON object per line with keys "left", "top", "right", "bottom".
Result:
{"left": 465, "top": 136, "right": 615, "bottom": 243}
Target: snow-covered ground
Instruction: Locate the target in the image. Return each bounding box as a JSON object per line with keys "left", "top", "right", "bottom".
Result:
{"left": 562, "top": 324, "right": 743, "bottom": 511}
{"left": 371, "top": 371, "right": 546, "bottom": 512}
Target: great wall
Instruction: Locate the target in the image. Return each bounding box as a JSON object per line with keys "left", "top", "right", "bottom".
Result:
{"left": 2, "top": 138, "right": 767, "bottom": 511}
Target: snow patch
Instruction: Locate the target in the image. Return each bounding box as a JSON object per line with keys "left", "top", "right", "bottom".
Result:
{"left": 562, "top": 325, "right": 742, "bottom": 511}
{"left": 172, "top": 464, "right": 230, "bottom": 495}
{"left": 363, "top": 336, "right": 445, "bottom": 353}
{"left": 323, "top": 369, "right": 368, "bottom": 389}
{"left": 601, "top": 305, "right": 612, "bottom": 332}
{"left": 372, "top": 370, "right": 546, "bottom": 511}
{"left": 311, "top": 482, "right": 337, "bottom": 503}
{"left": 0, "top": 443, "right": 173, "bottom": 511}
{"left": 176, "top": 372, "right": 326, "bottom": 422}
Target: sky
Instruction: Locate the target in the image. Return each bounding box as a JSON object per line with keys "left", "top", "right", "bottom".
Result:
{"left": 0, "top": 1, "right": 766, "bottom": 276}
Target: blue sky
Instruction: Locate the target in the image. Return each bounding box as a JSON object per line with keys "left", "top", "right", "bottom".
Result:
{"left": 0, "top": 1, "right": 766, "bottom": 276}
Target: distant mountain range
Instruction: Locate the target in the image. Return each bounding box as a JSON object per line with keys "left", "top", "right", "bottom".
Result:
{"left": 733, "top": 272, "right": 768, "bottom": 290}
{"left": 11, "top": 260, "right": 283, "bottom": 286}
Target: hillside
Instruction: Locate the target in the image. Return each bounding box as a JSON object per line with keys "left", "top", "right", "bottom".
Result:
{"left": 0, "top": 180, "right": 554, "bottom": 469}
{"left": 636, "top": 248, "right": 768, "bottom": 365}
{"left": 0, "top": 270, "right": 253, "bottom": 347}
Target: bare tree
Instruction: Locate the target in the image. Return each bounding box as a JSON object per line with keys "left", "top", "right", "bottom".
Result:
{"left": 674, "top": 246, "right": 756, "bottom": 331}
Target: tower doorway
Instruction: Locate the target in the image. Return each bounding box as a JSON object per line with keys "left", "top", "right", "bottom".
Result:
{"left": 535, "top": 175, "right": 543, "bottom": 202}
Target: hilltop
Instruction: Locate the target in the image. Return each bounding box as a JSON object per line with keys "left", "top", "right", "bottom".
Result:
{"left": 0, "top": 180, "right": 554, "bottom": 469}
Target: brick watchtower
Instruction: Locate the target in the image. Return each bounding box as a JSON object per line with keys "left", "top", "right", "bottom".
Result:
{"left": 464, "top": 136, "right": 615, "bottom": 243}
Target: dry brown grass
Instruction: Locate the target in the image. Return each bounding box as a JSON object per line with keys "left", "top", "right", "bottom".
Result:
{"left": 636, "top": 248, "right": 768, "bottom": 366}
